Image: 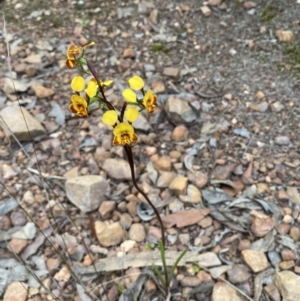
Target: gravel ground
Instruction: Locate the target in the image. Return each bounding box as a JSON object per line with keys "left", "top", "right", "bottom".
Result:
{"left": 1, "top": 0, "right": 300, "bottom": 301}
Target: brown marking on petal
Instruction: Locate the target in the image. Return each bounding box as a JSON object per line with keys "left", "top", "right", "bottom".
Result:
{"left": 65, "top": 58, "right": 76, "bottom": 69}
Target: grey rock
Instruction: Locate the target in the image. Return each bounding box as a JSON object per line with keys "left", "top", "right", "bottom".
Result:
{"left": 102, "top": 159, "right": 132, "bottom": 180}
{"left": 0, "top": 199, "right": 18, "bottom": 215}
{"left": 65, "top": 176, "right": 110, "bottom": 212}
{"left": 128, "top": 223, "right": 146, "bottom": 242}
{"left": 144, "top": 64, "right": 156, "bottom": 72}
{"left": 165, "top": 95, "right": 197, "bottom": 125}
{"left": 275, "top": 136, "right": 291, "bottom": 146}
{"left": 11, "top": 222, "right": 36, "bottom": 240}
{"left": 0, "top": 106, "right": 46, "bottom": 141}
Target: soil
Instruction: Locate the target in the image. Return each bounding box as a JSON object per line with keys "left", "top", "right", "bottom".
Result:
{"left": 1, "top": 0, "right": 300, "bottom": 300}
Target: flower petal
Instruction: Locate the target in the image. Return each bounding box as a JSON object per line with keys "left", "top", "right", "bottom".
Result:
{"left": 67, "top": 44, "right": 81, "bottom": 58}
{"left": 85, "top": 80, "right": 98, "bottom": 98}
{"left": 113, "top": 123, "right": 138, "bottom": 146}
{"left": 143, "top": 89, "right": 157, "bottom": 113}
{"left": 122, "top": 89, "right": 137, "bottom": 102}
{"left": 71, "top": 76, "right": 85, "bottom": 92}
{"left": 65, "top": 58, "right": 76, "bottom": 69}
{"left": 129, "top": 76, "right": 144, "bottom": 90}
{"left": 71, "top": 94, "right": 88, "bottom": 107}
{"left": 124, "top": 107, "right": 139, "bottom": 123}
{"left": 113, "top": 123, "right": 134, "bottom": 136}
{"left": 102, "top": 110, "right": 118, "bottom": 126}
{"left": 101, "top": 80, "right": 113, "bottom": 86}
{"left": 82, "top": 41, "right": 95, "bottom": 51}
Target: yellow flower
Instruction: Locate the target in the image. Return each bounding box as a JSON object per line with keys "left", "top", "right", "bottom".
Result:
{"left": 85, "top": 80, "right": 98, "bottom": 98}
{"left": 143, "top": 89, "right": 157, "bottom": 113}
{"left": 69, "top": 95, "right": 88, "bottom": 117}
{"left": 86, "top": 78, "right": 113, "bottom": 97}
{"left": 124, "top": 107, "right": 139, "bottom": 123}
{"left": 129, "top": 76, "right": 144, "bottom": 90}
{"left": 67, "top": 44, "right": 81, "bottom": 59}
{"left": 113, "top": 123, "right": 138, "bottom": 146}
{"left": 71, "top": 76, "right": 85, "bottom": 92}
{"left": 122, "top": 88, "right": 137, "bottom": 102}
{"left": 102, "top": 110, "right": 118, "bottom": 126}
{"left": 65, "top": 42, "right": 95, "bottom": 69}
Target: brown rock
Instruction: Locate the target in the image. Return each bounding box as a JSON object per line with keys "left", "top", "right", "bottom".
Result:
{"left": 250, "top": 210, "right": 274, "bottom": 237}
{"left": 157, "top": 172, "right": 177, "bottom": 188}
{"left": 227, "top": 265, "right": 251, "bottom": 284}
{"left": 3, "top": 282, "right": 28, "bottom": 301}
{"left": 6, "top": 238, "right": 28, "bottom": 254}
{"left": 273, "top": 271, "right": 300, "bottom": 301}
{"left": 144, "top": 279, "right": 156, "bottom": 293}
{"left": 276, "top": 30, "right": 294, "bottom": 43}
{"left": 46, "top": 257, "right": 62, "bottom": 274}
{"left": 162, "top": 208, "right": 210, "bottom": 228}
{"left": 151, "top": 81, "right": 165, "bottom": 94}
{"left": 211, "top": 163, "right": 236, "bottom": 180}
{"left": 179, "top": 184, "right": 202, "bottom": 204}
{"left": 99, "top": 201, "right": 116, "bottom": 219}
{"left": 211, "top": 282, "right": 243, "bottom": 301}
{"left": 208, "top": 0, "right": 222, "bottom": 6}
{"left": 126, "top": 200, "right": 138, "bottom": 217}
{"left": 277, "top": 223, "right": 291, "bottom": 235}
{"left": 154, "top": 156, "right": 172, "bottom": 171}
{"left": 169, "top": 176, "right": 188, "bottom": 195}
{"left": 244, "top": 1, "right": 257, "bottom": 9}
{"left": 171, "top": 125, "right": 189, "bottom": 141}
{"left": 255, "top": 90, "right": 265, "bottom": 100}
{"left": 279, "top": 260, "right": 295, "bottom": 270}
{"left": 169, "top": 150, "right": 181, "bottom": 160}
{"left": 287, "top": 187, "right": 300, "bottom": 205}
{"left": 163, "top": 67, "right": 179, "bottom": 79}
{"left": 123, "top": 48, "right": 136, "bottom": 58}
{"left": 32, "top": 82, "right": 54, "bottom": 98}
{"left": 95, "top": 221, "right": 124, "bottom": 247}
{"left": 119, "top": 213, "right": 133, "bottom": 230}
{"left": 276, "top": 189, "right": 289, "bottom": 201}
{"left": 198, "top": 216, "right": 213, "bottom": 228}
{"left": 241, "top": 249, "right": 269, "bottom": 272}
{"left": 200, "top": 6, "right": 211, "bottom": 16}
{"left": 264, "top": 284, "right": 281, "bottom": 301}
{"left": 10, "top": 211, "right": 27, "bottom": 226}
{"left": 190, "top": 171, "right": 208, "bottom": 188}
{"left": 128, "top": 223, "right": 146, "bottom": 242}
{"left": 281, "top": 249, "right": 296, "bottom": 261}
{"left": 238, "top": 239, "right": 251, "bottom": 251}
{"left": 180, "top": 276, "right": 202, "bottom": 287}
{"left": 196, "top": 270, "right": 212, "bottom": 283}
{"left": 54, "top": 265, "right": 71, "bottom": 282}
{"left": 0, "top": 216, "right": 11, "bottom": 231}
{"left": 290, "top": 226, "right": 300, "bottom": 241}
{"left": 256, "top": 183, "right": 270, "bottom": 194}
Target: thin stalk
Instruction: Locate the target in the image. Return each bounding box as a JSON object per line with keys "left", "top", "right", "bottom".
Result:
{"left": 123, "top": 145, "right": 169, "bottom": 291}
{"left": 86, "top": 60, "right": 115, "bottom": 111}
